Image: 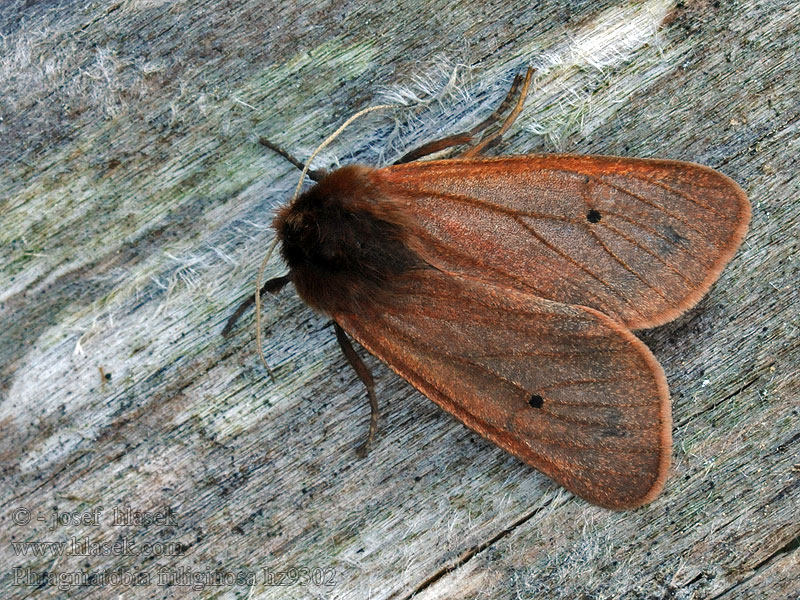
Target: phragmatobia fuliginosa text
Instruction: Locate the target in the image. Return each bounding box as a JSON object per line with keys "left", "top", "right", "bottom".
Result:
{"left": 228, "top": 68, "right": 750, "bottom": 509}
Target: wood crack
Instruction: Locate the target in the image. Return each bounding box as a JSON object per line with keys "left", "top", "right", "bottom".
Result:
{"left": 389, "top": 497, "right": 560, "bottom": 600}
{"left": 673, "top": 372, "right": 764, "bottom": 430}
{"left": 707, "top": 535, "right": 800, "bottom": 600}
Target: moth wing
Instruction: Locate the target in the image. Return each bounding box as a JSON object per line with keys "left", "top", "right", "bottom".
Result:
{"left": 377, "top": 155, "right": 750, "bottom": 329}
{"left": 333, "top": 271, "right": 671, "bottom": 509}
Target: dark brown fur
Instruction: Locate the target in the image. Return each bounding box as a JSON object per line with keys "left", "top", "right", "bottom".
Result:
{"left": 273, "top": 165, "right": 425, "bottom": 315}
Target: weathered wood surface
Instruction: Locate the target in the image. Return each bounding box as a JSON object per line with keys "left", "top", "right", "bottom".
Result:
{"left": 1, "top": 0, "right": 798, "bottom": 598}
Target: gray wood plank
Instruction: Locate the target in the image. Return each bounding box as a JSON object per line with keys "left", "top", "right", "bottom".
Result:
{"left": 1, "top": 0, "right": 797, "bottom": 598}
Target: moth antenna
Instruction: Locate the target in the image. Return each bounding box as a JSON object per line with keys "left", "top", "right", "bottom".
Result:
{"left": 255, "top": 237, "right": 280, "bottom": 381}
{"left": 290, "top": 103, "right": 397, "bottom": 204}
{"left": 252, "top": 103, "right": 400, "bottom": 380}
{"left": 259, "top": 137, "right": 326, "bottom": 182}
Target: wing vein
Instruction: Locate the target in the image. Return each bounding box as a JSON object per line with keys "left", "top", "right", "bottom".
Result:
{"left": 411, "top": 229, "right": 554, "bottom": 299}
{"left": 594, "top": 178, "right": 708, "bottom": 237}
{"left": 461, "top": 348, "right": 614, "bottom": 360}
{"left": 403, "top": 187, "right": 577, "bottom": 222}
{"left": 598, "top": 219, "right": 696, "bottom": 286}
{"left": 540, "top": 408, "right": 660, "bottom": 429}
{"left": 513, "top": 216, "right": 648, "bottom": 320}
{"left": 622, "top": 172, "right": 726, "bottom": 218}
{"left": 389, "top": 274, "right": 600, "bottom": 325}
{"left": 587, "top": 228, "right": 671, "bottom": 303}
{"left": 601, "top": 208, "right": 713, "bottom": 267}
{"left": 538, "top": 376, "right": 634, "bottom": 391}
{"left": 545, "top": 398, "right": 653, "bottom": 408}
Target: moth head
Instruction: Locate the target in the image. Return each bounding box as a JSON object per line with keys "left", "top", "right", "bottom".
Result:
{"left": 271, "top": 165, "right": 423, "bottom": 313}
{"left": 273, "top": 165, "right": 377, "bottom": 274}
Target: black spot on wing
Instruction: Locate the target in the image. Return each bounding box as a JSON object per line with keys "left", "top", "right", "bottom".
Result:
{"left": 600, "top": 407, "right": 624, "bottom": 438}
{"left": 659, "top": 224, "right": 686, "bottom": 255}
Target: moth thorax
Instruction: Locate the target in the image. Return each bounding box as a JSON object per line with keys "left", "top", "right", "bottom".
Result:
{"left": 273, "top": 165, "right": 421, "bottom": 311}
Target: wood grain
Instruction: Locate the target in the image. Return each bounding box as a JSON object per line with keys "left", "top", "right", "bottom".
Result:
{"left": 1, "top": 0, "right": 797, "bottom": 598}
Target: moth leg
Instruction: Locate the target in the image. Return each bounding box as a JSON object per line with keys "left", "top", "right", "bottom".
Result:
{"left": 395, "top": 67, "right": 534, "bottom": 164}
{"left": 459, "top": 66, "right": 534, "bottom": 159}
{"left": 464, "top": 67, "right": 533, "bottom": 139}
{"left": 222, "top": 274, "right": 291, "bottom": 337}
{"left": 333, "top": 322, "right": 379, "bottom": 458}
{"left": 258, "top": 137, "right": 326, "bottom": 182}
{"left": 394, "top": 132, "right": 475, "bottom": 164}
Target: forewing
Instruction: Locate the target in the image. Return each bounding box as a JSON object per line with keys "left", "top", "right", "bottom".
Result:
{"left": 333, "top": 271, "right": 671, "bottom": 509}
{"left": 377, "top": 155, "right": 750, "bottom": 329}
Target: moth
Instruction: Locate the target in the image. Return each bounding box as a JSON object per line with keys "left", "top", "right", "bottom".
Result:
{"left": 226, "top": 69, "right": 750, "bottom": 509}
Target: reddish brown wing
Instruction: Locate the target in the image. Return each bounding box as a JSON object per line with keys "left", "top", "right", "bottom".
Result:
{"left": 332, "top": 271, "right": 671, "bottom": 509}
{"left": 376, "top": 155, "right": 750, "bottom": 330}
